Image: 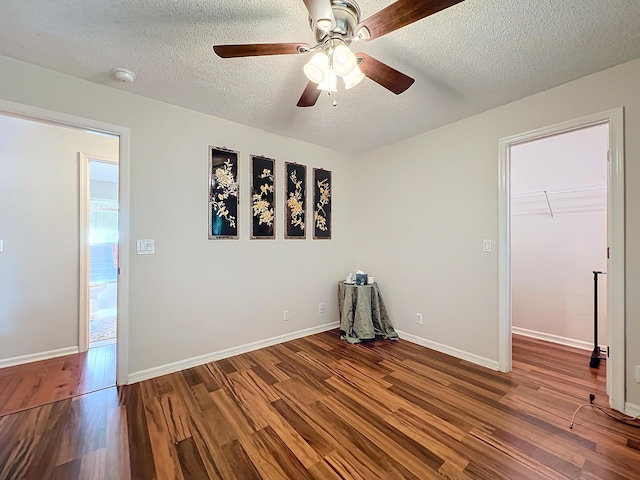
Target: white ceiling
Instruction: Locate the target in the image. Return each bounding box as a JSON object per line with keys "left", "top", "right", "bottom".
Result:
{"left": 1, "top": 0, "right": 639, "bottom": 155}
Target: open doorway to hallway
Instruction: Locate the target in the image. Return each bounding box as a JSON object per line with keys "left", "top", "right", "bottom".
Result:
{"left": 88, "top": 159, "right": 119, "bottom": 349}
{"left": 0, "top": 110, "right": 122, "bottom": 416}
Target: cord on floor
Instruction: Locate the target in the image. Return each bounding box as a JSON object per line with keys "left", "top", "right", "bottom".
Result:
{"left": 570, "top": 393, "right": 640, "bottom": 429}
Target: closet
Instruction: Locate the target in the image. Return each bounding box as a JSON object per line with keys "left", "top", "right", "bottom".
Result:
{"left": 510, "top": 124, "right": 608, "bottom": 350}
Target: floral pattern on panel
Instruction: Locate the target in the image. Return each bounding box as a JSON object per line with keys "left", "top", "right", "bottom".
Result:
{"left": 287, "top": 170, "right": 305, "bottom": 231}
{"left": 211, "top": 159, "right": 238, "bottom": 228}
{"left": 252, "top": 169, "right": 274, "bottom": 227}
{"left": 314, "top": 178, "right": 330, "bottom": 231}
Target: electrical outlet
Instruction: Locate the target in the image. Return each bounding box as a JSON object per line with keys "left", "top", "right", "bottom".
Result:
{"left": 416, "top": 313, "right": 423, "bottom": 324}
{"left": 319, "top": 303, "right": 325, "bottom": 314}
{"left": 284, "top": 310, "right": 290, "bottom": 321}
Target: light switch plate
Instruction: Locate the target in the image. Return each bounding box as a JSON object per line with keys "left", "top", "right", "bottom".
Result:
{"left": 136, "top": 239, "right": 155, "bottom": 255}
{"left": 0, "top": 239, "right": 3, "bottom": 253}
{"left": 483, "top": 239, "right": 492, "bottom": 253}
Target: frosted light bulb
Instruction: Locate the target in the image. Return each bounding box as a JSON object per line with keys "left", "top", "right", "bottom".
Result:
{"left": 343, "top": 65, "right": 365, "bottom": 89}
{"left": 303, "top": 52, "right": 329, "bottom": 84}
{"left": 332, "top": 45, "right": 357, "bottom": 77}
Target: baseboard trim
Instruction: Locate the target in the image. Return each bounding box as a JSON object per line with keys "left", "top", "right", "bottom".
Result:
{"left": 396, "top": 330, "right": 499, "bottom": 371}
{"left": 0, "top": 346, "right": 79, "bottom": 369}
{"left": 512, "top": 326, "right": 606, "bottom": 352}
{"left": 624, "top": 402, "right": 640, "bottom": 418}
{"left": 128, "top": 322, "right": 339, "bottom": 384}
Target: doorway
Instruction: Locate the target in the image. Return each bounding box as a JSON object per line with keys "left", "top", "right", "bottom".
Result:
{"left": 498, "top": 108, "right": 625, "bottom": 412}
{"left": 87, "top": 157, "right": 119, "bottom": 349}
{"left": 510, "top": 125, "right": 608, "bottom": 353}
{"left": 0, "top": 98, "right": 131, "bottom": 387}
{"left": 79, "top": 155, "right": 120, "bottom": 352}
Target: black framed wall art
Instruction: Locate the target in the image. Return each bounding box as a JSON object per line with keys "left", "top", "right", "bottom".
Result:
{"left": 313, "top": 168, "right": 331, "bottom": 239}
{"left": 250, "top": 155, "right": 275, "bottom": 239}
{"left": 208, "top": 146, "right": 239, "bottom": 239}
{"left": 285, "top": 162, "right": 306, "bottom": 239}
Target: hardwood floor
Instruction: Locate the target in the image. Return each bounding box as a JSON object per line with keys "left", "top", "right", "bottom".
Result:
{"left": 0, "top": 344, "right": 115, "bottom": 417}
{"left": 1, "top": 332, "right": 639, "bottom": 479}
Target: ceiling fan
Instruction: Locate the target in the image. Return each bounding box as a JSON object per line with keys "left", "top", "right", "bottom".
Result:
{"left": 213, "top": 0, "right": 465, "bottom": 107}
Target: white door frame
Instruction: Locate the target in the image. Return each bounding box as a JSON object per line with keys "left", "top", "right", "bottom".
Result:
{"left": 498, "top": 107, "right": 625, "bottom": 412}
{"left": 0, "top": 98, "right": 131, "bottom": 386}
{"left": 79, "top": 153, "right": 118, "bottom": 353}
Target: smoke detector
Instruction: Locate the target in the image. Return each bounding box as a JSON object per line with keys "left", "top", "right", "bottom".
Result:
{"left": 112, "top": 67, "right": 136, "bottom": 83}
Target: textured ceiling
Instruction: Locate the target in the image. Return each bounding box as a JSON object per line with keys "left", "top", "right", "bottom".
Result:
{"left": 1, "top": 0, "right": 639, "bottom": 155}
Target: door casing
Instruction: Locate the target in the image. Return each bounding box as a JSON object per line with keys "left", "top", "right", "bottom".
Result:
{"left": 498, "top": 107, "right": 625, "bottom": 412}
{"left": 0, "top": 98, "right": 131, "bottom": 386}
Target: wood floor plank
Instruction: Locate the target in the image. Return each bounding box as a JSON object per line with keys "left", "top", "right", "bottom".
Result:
{"left": 308, "top": 399, "right": 425, "bottom": 480}
{"left": 221, "top": 439, "right": 262, "bottom": 480}
{"left": 253, "top": 426, "right": 316, "bottom": 480}
{"left": 1, "top": 332, "right": 639, "bottom": 479}
{"left": 0, "top": 345, "right": 116, "bottom": 417}
{"left": 321, "top": 393, "right": 445, "bottom": 478}
{"left": 124, "top": 384, "right": 157, "bottom": 480}
{"left": 175, "top": 436, "right": 209, "bottom": 480}
{"left": 143, "top": 396, "right": 185, "bottom": 480}
{"left": 185, "top": 417, "right": 226, "bottom": 479}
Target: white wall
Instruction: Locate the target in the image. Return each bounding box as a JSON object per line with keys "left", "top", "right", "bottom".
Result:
{"left": 352, "top": 58, "right": 640, "bottom": 406}
{"left": 0, "top": 55, "right": 356, "bottom": 375}
{"left": 0, "top": 115, "right": 118, "bottom": 359}
{"left": 1, "top": 53, "right": 639, "bottom": 407}
{"left": 511, "top": 125, "right": 608, "bottom": 346}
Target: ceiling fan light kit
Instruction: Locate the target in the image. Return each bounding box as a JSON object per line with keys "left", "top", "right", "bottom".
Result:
{"left": 213, "top": 0, "right": 466, "bottom": 107}
{"left": 302, "top": 40, "right": 360, "bottom": 92}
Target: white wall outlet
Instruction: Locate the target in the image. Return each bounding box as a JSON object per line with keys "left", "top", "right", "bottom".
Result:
{"left": 283, "top": 310, "right": 290, "bottom": 321}
{"left": 483, "top": 239, "right": 492, "bottom": 253}
{"left": 416, "top": 313, "right": 423, "bottom": 324}
{"left": 319, "top": 303, "right": 325, "bottom": 314}
{"left": 636, "top": 365, "right": 640, "bottom": 383}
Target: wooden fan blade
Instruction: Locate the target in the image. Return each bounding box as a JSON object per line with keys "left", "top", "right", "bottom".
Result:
{"left": 356, "top": 0, "right": 465, "bottom": 41}
{"left": 213, "top": 43, "right": 309, "bottom": 58}
{"left": 357, "top": 53, "right": 415, "bottom": 94}
{"left": 297, "top": 82, "right": 321, "bottom": 107}
{"left": 302, "top": 0, "right": 336, "bottom": 31}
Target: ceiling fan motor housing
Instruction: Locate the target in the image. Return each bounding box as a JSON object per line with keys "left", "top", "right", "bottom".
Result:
{"left": 311, "top": 0, "right": 361, "bottom": 42}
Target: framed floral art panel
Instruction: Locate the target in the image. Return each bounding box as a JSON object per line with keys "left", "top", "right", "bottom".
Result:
{"left": 208, "top": 146, "right": 239, "bottom": 239}
{"left": 313, "top": 168, "right": 331, "bottom": 239}
{"left": 285, "top": 162, "right": 306, "bottom": 239}
{"left": 250, "top": 155, "right": 275, "bottom": 239}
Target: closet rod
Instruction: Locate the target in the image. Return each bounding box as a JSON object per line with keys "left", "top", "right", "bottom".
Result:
{"left": 512, "top": 182, "right": 606, "bottom": 199}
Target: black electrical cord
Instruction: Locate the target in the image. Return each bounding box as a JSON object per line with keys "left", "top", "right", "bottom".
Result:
{"left": 570, "top": 394, "right": 640, "bottom": 429}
